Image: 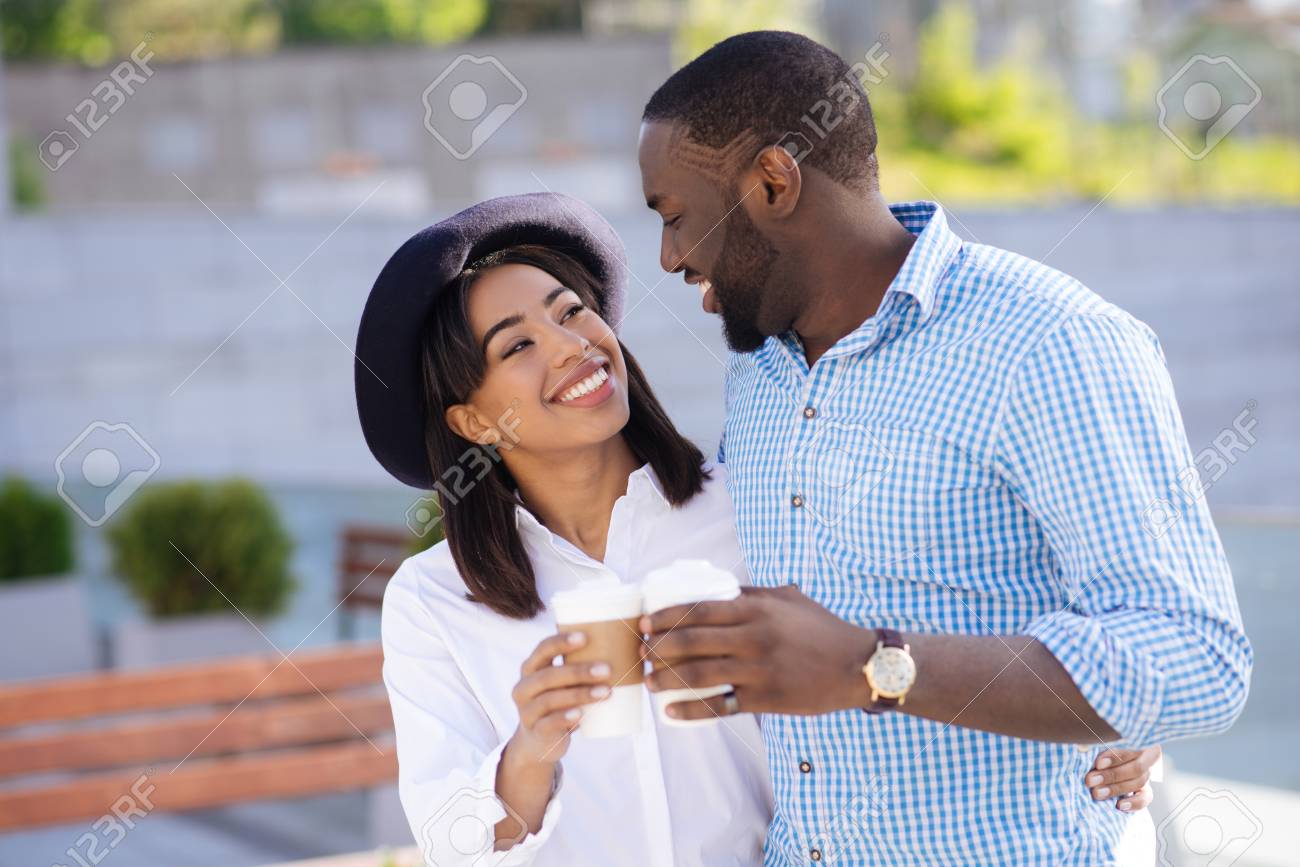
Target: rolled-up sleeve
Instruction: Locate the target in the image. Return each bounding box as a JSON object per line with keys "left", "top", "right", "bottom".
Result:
{"left": 995, "top": 311, "right": 1252, "bottom": 747}
{"left": 381, "top": 565, "right": 563, "bottom": 865}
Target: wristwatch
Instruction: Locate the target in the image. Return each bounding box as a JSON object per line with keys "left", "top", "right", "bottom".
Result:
{"left": 861, "top": 628, "right": 916, "bottom": 714}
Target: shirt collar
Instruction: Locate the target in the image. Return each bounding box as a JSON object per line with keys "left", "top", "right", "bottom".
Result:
{"left": 878, "top": 200, "right": 961, "bottom": 326}
{"left": 762, "top": 200, "right": 960, "bottom": 364}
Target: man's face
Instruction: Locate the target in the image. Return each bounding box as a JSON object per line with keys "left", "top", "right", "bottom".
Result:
{"left": 637, "top": 120, "right": 782, "bottom": 353}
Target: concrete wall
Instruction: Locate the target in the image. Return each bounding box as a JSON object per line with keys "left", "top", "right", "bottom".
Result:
{"left": 2, "top": 205, "right": 1297, "bottom": 508}
{"left": 3, "top": 35, "right": 670, "bottom": 215}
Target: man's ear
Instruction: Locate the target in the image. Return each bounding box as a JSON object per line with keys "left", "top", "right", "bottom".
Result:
{"left": 753, "top": 144, "right": 802, "bottom": 218}
{"left": 445, "top": 403, "right": 493, "bottom": 445}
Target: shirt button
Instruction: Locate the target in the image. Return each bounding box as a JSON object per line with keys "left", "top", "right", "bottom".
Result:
{"left": 803, "top": 406, "right": 816, "bottom": 419}
{"left": 810, "top": 849, "right": 823, "bottom": 862}
{"left": 791, "top": 495, "right": 804, "bottom": 508}
{"left": 799, "top": 760, "right": 812, "bottom": 773}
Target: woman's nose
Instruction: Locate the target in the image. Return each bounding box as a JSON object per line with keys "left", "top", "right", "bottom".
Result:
{"left": 549, "top": 324, "right": 592, "bottom": 366}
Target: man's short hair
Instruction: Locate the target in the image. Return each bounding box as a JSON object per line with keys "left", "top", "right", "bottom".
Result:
{"left": 642, "top": 30, "right": 879, "bottom": 191}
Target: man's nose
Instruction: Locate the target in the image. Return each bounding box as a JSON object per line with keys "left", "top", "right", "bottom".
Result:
{"left": 660, "top": 230, "right": 683, "bottom": 275}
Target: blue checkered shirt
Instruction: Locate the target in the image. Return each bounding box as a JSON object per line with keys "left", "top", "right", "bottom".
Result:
{"left": 719, "top": 201, "right": 1252, "bottom": 865}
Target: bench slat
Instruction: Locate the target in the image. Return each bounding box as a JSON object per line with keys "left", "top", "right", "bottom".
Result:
{"left": 0, "top": 740, "right": 398, "bottom": 831}
{"left": 0, "top": 645, "right": 383, "bottom": 728}
{"left": 0, "top": 692, "right": 393, "bottom": 779}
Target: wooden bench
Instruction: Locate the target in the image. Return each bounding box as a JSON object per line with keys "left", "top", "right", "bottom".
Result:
{"left": 337, "top": 525, "right": 411, "bottom": 638}
{"left": 0, "top": 644, "right": 396, "bottom": 832}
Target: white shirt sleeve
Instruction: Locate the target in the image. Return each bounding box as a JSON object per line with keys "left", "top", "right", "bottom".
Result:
{"left": 381, "top": 564, "right": 564, "bottom": 865}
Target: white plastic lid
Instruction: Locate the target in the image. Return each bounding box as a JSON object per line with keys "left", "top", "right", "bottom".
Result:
{"left": 642, "top": 559, "right": 740, "bottom": 613}
{"left": 548, "top": 581, "right": 644, "bottom": 624}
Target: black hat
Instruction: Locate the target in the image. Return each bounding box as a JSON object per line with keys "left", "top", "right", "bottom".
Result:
{"left": 354, "top": 192, "right": 628, "bottom": 489}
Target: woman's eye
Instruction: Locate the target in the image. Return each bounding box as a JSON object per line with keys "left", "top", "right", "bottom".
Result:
{"left": 503, "top": 339, "right": 531, "bottom": 358}
{"left": 561, "top": 303, "right": 586, "bottom": 322}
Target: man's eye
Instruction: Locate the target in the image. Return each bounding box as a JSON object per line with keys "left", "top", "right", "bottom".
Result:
{"left": 665, "top": 216, "right": 681, "bottom": 229}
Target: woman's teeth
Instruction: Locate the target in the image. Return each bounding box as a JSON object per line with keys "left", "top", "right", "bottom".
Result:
{"left": 557, "top": 366, "right": 609, "bottom": 402}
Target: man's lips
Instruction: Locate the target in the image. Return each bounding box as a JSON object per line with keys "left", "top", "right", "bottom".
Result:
{"left": 686, "top": 275, "right": 721, "bottom": 315}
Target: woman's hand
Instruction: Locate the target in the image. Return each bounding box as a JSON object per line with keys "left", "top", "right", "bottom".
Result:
{"left": 506, "top": 630, "right": 615, "bottom": 769}
{"left": 1085, "top": 745, "right": 1161, "bottom": 812}
{"left": 492, "top": 630, "right": 617, "bottom": 849}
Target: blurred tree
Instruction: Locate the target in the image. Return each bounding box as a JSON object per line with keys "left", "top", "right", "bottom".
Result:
{"left": 271, "top": 0, "right": 486, "bottom": 47}
{"left": 0, "top": 0, "right": 487, "bottom": 62}
{"left": 480, "top": 0, "right": 580, "bottom": 36}
{"left": 0, "top": 0, "right": 110, "bottom": 63}
{"left": 107, "top": 0, "right": 280, "bottom": 60}
{"left": 899, "top": 3, "right": 1072, "bottom": 184}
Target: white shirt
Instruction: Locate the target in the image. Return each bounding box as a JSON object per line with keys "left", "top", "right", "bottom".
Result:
{"left": 381, "top": 462, "right": 774, "bottom": 867}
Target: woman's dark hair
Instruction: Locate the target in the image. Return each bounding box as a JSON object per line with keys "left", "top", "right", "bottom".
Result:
{"left": 419, "top": 243, "right": 710, "bottom": 620}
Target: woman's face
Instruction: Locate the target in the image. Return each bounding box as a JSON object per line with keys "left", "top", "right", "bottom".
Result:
{"left": 449, "top": 262, "right": 630, "bottom": 454}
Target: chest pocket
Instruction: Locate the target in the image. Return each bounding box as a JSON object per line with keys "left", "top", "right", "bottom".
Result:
{"left": 796, "top": 422, "right": 939, "bottom": 573}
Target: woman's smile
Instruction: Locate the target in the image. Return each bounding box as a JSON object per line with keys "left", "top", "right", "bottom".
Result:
{"left": 551, "top": 358, "right": 614, "bottom": 408}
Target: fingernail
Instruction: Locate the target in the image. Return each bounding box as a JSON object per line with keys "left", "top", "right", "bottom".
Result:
{"left": 1096, "top": 756, "right": 1112, "bottom": 769}
{"left": 1095, "top": 787, "right": 1109, "bottom": 799}
{"left": 591, "top": 663, "right": 610, "bottom": 677}
{"left": 591, "top": 685, "right": 610, "bottom": 699}
{"left": 565, "top": 708, "right": 581, "bottom": 721}
{"left": 1118, "top": 801, "right": 1131, "bottom": 812}
{"left": 666, "top": 705, "right": 678, "bottom": 718}
{"left": 638, "top": 616, "right": 650, "bottom": 632}
{"left": 1087, "top": 774, "right": 1103, "bottom": 786}
{"left": 568, "top": 631, "right": 585, "bottom": 645}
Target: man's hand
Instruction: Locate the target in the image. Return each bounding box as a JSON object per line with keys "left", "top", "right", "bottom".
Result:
{"left": 638, "top": 583, "right": 873, "bottom": 719}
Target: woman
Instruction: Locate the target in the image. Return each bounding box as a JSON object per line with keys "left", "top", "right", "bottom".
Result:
{"left": 354, "top": 193, "right": 1158, "bottom": 866}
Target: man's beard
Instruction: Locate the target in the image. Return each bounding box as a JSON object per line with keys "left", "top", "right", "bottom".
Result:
{"left": 711, "top": 204, "right": 780, "bottom": 353}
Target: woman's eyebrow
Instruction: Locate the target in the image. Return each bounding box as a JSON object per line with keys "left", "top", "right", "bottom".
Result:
{"left": 481, "top": 314, "right": 523, "bottom": 354}
{"left": 480, "top": 286, "right": 575, "bottom": 354}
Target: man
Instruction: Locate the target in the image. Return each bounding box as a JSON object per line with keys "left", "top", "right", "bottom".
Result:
{"left": 636, "top": 31, "right": 1251, "bottom": 864}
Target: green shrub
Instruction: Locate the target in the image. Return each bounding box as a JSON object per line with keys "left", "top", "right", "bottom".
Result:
{"left": 0, "top": 475, "right": 75, "bottom": 583}
{"left": 106, "top": 478, "right": 295, "bottom": 618}
{"left": 8, "top": 137, "right": 47, "bottom": 211}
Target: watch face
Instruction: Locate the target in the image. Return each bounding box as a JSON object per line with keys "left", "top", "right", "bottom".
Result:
{"left": 867, "top": 646, "right": 916, "bottom": 698}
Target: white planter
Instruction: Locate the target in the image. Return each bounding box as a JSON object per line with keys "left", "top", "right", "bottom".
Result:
{"left": 111, "top": 612, "right": 272, "bottom": 670}
{"left": 0, "top": 574, "right": 99, "bottom": 682}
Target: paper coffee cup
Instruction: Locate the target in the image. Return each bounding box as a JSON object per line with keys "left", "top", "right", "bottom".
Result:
{"left": 548, "top": 582, "right": 645, "bottom": 738}
{"left": 642, "top": 559, "right": 741, "bottom": 727}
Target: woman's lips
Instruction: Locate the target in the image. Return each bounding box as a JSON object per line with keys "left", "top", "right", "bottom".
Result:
{"left": 552, "top": 362, "right": 615, "bottom": 408}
